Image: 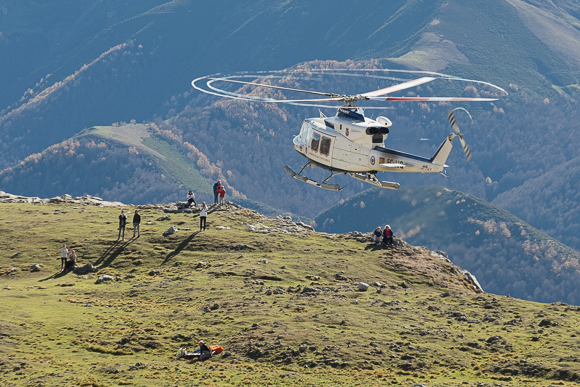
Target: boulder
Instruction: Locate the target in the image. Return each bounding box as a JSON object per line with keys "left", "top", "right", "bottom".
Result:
{"left": 73, "top": 263, "right": 99, "bottom": 275}
{"left": 358, "top": 282, "right": 369, "bottom": 291}
{"left": 163, "top": 226, "right": 178, "bottom": 236}
{"left": 96, "top": 275, "right": 114, "bottom": 284}
{"left": 30, "top": 263, "right": 42, "bottom": 272}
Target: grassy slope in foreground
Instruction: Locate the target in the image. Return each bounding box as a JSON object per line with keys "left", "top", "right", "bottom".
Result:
{"left": 1, "top": 201, "right": 580, "bottom": 385}
{"left": 314, "top": 185, "right": 580, "bottom": 305}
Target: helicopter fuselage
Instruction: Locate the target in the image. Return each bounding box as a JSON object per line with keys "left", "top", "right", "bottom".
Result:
{"left": 293, "top": 108, "right": 450, "bottom": 175}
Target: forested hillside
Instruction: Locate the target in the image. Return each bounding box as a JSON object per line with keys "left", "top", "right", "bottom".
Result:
{"left": 0, "top": 123, "right": 234, "bottom": 205}
{"left": 314, "top": 185, "right": 580, "bottom": 305}
{"left": 1, "top": 0, "right": 579, "bottom": 169}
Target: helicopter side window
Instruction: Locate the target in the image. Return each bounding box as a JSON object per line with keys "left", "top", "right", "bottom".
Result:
{"left": 320, "top": 136, "right": 331, "bottom": 156}
{"left": 311, "top": 132, "right": 320, "bottom": 152}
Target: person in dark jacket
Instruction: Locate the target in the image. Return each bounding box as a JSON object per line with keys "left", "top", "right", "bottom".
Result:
{"left": 213, "top": 180, "right": 222, "bottom": 205}
{"left": 187, "top": 190, "right": 196, "bottom": 208}
{"left": 132, "top": 210, "right": 141, "bottom": 238}
{"left": 373, "top": 226, "right": 382, "bottom": 244}
{"left": 118, "top": 210, "right": 127, "bottom": 241}
{"left": 382, "top": 225, "right": 393, "bottom": 247}
{"left": 198, "top": 340, "right": 212, "bottom": 361}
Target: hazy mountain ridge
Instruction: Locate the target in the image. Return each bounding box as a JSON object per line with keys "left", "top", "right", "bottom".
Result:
{"left": 2, "top": 0, "right": 580, "bottom": 168}
{"left": 314, "top": 185, "right": 580, "bottom": 304}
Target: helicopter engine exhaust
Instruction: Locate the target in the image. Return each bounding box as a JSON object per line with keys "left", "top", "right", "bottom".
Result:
{"left": 365, "top": 127, "right": 389, "bottom": 135}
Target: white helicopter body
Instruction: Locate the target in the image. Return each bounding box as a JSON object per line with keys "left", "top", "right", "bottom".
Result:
{"left": 286, "top": 107, "right": 456, "bottom": 190}
{"left": 192, "top": 72, "right": 505, "bottom": 191}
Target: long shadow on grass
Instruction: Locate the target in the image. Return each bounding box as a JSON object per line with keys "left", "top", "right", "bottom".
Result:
{"left": 93, "top": 238, "right": 136, "bottom": 269}
{"left": 163, "top": 231, "right": 200, "bottom": 265}
{"left": 95, "top": 239, "right": 121, "bottom": 262}
{"left": 38, "top": 270, "right": 69, "bottom": 282}
{"left": 364, "top": 244, "right": 391, "bottom": 251}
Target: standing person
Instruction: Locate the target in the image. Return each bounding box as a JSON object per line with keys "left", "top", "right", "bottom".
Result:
{"left": 199, "top": 202, "right": 208, "bottom": 231}
{"left": 373, "top": 226, "right": 382, "bottom": 245}
{"left": 219, "top": 186, "right": 226, "bottom": 206}
{"left": 187, "top": 190, "right": 196, "bottom": 208}
{"left": 382, "top": 225, "right": 393, "bottom": 247}
{"left": 132, "top": 210, "right": 141, "bottom": 238}
{"left": 59, "top": 244, "right": 68, "bottom": 271}
{"left": 118, "top": 210, "right": 127, "bottom": 241}
{"left": 213, "top": 180, "right": 222, "bottom": 205}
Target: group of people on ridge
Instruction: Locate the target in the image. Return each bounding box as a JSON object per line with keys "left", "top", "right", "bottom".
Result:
{"left": 186, "top": 180, "right": 226, "bottom": 232}
{"left": 373, "top": 225, "right": 394, "bottom": 247}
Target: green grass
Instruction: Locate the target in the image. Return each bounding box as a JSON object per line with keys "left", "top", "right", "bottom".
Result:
{"left": 141, "top": 134, "right": 213, "bottom": 194}
{"left": 1, "top": 201, "right": 580, "bottom": 386}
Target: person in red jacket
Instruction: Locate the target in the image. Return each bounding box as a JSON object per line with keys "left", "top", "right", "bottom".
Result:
{"left": 382, "top": 225, "right": 393, "bottom": 247}
{"left": 219, "top": 186, "right": 226, "bottom": 205}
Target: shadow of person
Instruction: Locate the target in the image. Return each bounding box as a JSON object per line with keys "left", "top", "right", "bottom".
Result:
{"left": 364, "top": 243, "right": 384, "bottom": 251}
{"left": 95, "top": 240, "right": 120, "bottom": 263}
{"left": 38, "top": 270, "right": 68, "bottom": 282}
{"left": 94, "top": 238, "right": 136, "bottom": 269}
{"left": 163, "top": 231, "right": 200, "bottom": 265}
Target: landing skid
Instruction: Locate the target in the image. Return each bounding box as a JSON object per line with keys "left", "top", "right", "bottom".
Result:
{"left": 284, "top": 165, "right": 342, "bottom": 191}
{"left": 284, "top": 165, "right": 400, "bottom": 191}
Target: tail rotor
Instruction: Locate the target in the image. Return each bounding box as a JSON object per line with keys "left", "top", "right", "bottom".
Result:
{"left": 447, "top": 108, "right": 472, "bottom": 162}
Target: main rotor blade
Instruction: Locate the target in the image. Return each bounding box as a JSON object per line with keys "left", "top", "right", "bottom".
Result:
{"left": 210, "top": 78, "right": 337, "bottom": 97}
{"left": 361, "top": 77, "right": 436, "bottom": 97}
{"left": 369, "top": 96, "right": 499, "bottom": 102}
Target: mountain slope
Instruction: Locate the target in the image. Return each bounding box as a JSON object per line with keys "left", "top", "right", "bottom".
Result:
{"left": 0, "top": 122, "right": 227, "bottom": 204}
{"left": 1, "top": 199, "right": 580, "bottom": 385}
{"left": 2, "top": 0, "right": 580, "bottom": 168}
{"left": 314, "top": 185, "right": 580, "bottom": 304}
{"left": 492, "top": 154, "right": 580, "bottom": 250}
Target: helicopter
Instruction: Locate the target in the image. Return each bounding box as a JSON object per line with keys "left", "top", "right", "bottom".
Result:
{"left": 192, "top": 71, "right": 506, "bottom": 191}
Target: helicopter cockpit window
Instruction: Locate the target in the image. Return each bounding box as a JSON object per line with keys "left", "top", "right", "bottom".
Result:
{"left": 320, "top": 136, "right": 331, "bottom": 156}
{"left": 311, "top": 133, "right": 320, "bottom": 152}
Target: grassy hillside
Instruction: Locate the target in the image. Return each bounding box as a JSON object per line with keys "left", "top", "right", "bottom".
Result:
{"left": 314, "top": 185, "right": 580, "bottom": 305}
{"left": 1, "top": 200, "right": 580, "bottom": 386}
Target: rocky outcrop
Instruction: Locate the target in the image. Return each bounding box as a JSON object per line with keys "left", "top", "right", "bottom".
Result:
{"left": 0, "top": 191, "right": 125, "bottom": 207}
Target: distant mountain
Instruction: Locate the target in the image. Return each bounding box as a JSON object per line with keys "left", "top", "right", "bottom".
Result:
{"left": 2, "top": 0, "right": 580, "bottom": 169}
{"left": 0, "top": 121, "right": 300, "bottom": 217}
{"left": 314, "top": 185, "right": 580, "bottom": 305}
{"left": 0, "top": 123, "right": 217, "bottom": 204}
